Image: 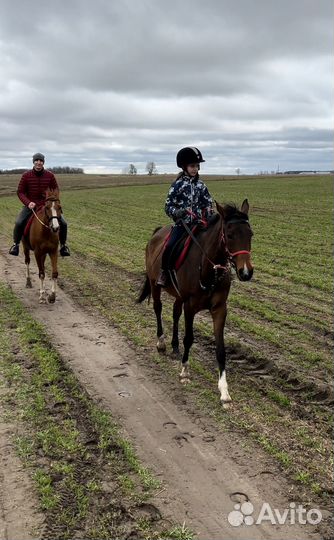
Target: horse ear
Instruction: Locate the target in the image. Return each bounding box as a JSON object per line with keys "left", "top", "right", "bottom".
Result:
{"left": 215, "top": 200, "right": 225, "bottom": 217}
{"left": 241, "top": 199, "right": 249, "bottom": 215}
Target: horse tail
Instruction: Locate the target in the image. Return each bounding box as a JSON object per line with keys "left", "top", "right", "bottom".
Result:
{"left": 136, "top": 274, "right": 151, "bottom": 303}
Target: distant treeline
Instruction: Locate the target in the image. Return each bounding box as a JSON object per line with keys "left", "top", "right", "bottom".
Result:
{"left": 0, "top": 167, "right": 85, "bottom": 175}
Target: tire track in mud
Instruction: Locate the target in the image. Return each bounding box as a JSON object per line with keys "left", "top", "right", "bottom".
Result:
{"left": 0, "top": 250, "right": 329, "bottom": 540}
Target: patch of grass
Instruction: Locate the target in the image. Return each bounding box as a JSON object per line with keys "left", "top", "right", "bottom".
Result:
{"left": 257, "top": 435, "right": 292, "bottom": 466}
{"left": 34, "top": 470, "right": 60, "bottom": 510}
{"left": 294, "top": 471, "right": 312, "bottom": 484}
{"left": 267, "top": 390, "right": 291, "bottom": 408}
{"left": 14, "top": 434, "right": 34, "bottom": 460}
{"left": 164, "top": 523, "right": 194, "bottom": 540}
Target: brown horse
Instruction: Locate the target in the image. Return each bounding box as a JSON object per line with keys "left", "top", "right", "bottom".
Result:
{"left": 137, "top": 199, "right": 253, "bottom": 406}
{"left": 22, "top": 189, "right": 62, "bottom": 304}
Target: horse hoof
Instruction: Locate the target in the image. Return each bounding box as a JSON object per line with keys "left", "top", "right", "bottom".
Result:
{"left": 26, "top": 279, "right": 32, "bottom": 288}
{"left": 39, "top": 298, "right": 47, "bottom": 304}
{"left": 221, "top": 400, "right": 233, "bottom": 410}
{"left": 172, "top": 348, "right": 180, "bottom": 357}
{"left": 180, "top": 377, "right": 191, "bottom": 385}
{"left": 156, "top": 336, "right": 166, "bottom": 353}
{"left": 48, "top": 293, "right": 56, "bottom": 304}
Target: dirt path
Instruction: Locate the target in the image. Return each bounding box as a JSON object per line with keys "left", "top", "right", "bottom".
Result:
{"left": 0, "top": 250, "right": 324, "bottom": 540}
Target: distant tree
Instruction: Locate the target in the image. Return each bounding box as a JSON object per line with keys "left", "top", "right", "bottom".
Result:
{"left": 0, "top": 168, "right": 26, "bottom": 175}
{"left": 128, "top": 164, "right": 137, "bottom": 175}
{"left": 235, "top": 168, "right": 240, "bottom": 175}
{"left": 49, "top": 167, "right": 84, "bottom": 174}
{"left": 0, "top": 166, "right": 84, "bottom": 175}
{"left": 146, "top": 161, "right": 157, "bottom": 175}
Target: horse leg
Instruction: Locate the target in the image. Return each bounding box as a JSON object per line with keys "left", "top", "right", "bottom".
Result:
{"left": 151, "top": 282, "right": 166, "bottom": 352}
{"left": 36, "top": 253, "right": 47, "bottom": 303}
{"left": 211, "top": 303, "right": 231, "bottom": 408}
{"left": 180, "top": 301, "right": 195, "bottom": 383}
{"left": 171, "top": 299, "right": 183, "bottom": 356}
{"left": 23, "top": 241, "right": 32, "bottom": 288}
{"left": 47, "top": 251, "right": 58, "bottom": 304}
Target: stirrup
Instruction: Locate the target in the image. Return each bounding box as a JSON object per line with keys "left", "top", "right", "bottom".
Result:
{"left": 156, "top": 270, "right": 169, "bottom": 287}
{"left": 60, "top": 244, "right": 71, "bottom": 257}
{"left": 9, "top": 244, "right": 19, "bottom": 256}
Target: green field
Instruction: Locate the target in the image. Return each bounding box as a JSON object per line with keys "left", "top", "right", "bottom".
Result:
{"left": 0, "top": 173, "right": 332, "bottom": 507}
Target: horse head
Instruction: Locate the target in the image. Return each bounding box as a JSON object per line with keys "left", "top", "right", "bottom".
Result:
{"left": 44, "top": 189, "right": 61, "bottom": 233}
{"left": 216, "top": 199, "right": 254, "bottom": 282}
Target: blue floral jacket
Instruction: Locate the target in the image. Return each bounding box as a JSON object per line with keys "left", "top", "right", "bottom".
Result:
{"left": 165, "top": 173, "right": 213, "bottom": 224}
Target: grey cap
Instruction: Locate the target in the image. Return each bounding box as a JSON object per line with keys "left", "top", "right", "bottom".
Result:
{"left": 32, "top": 152, "right": 45, "bottom": 162}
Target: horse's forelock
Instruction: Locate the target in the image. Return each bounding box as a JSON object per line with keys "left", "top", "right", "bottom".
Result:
{"left": 45, "top": 189, "right": 59, "bottom": 201}
{"left": 222, "top": 203, "right": 247, "bottom": 222}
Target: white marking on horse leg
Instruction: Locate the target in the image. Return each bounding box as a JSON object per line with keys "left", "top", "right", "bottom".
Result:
{"left": 180, "top": 363, "right": 190, "bottom": 381}
{"left": 156, "top": 334, "right": 166, "bottom": 352}
{"left": 51, "top": 278, "right": 57, "bottom": 295}
{"left": 218, "top": 370, "right": 232, "bottom": 404}
{"left": 47, "top": 278, "right": 57, "bottom": 303}
{"left": 39, "top": 277, "right": 46, "bottom": 303}
{"left": 51, "top": 202, "right": 59, "bottom": 231}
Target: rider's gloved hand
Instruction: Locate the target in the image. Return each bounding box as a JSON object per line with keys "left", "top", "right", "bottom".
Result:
{"left": 174, "top": 208, "right": 186, "bottom": 220}
{"left": 28, "top": 202, "right": 36, "bottom": 209}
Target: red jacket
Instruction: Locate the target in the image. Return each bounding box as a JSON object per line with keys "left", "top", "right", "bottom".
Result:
{"left": 17, "top": 169, "right": 58, "bottom": 207}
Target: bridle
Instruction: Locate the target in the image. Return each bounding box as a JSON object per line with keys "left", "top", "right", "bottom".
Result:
{"left": 180, "top": 214, "right": 252, "bottom": 293}
{"left": 31, "top": 197, "right": 61, "bottom": 230}
{"left": 220, "top": 217, "right": 252, "bottom": 259}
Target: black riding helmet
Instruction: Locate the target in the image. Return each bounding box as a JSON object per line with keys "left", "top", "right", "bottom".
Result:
{"left": 176, "top": 147, "right": 205, "bottom": 169}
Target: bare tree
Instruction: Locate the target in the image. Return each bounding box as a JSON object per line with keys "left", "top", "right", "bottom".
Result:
{"left": 235, "top": 168, "right": 240, "bottom": 175}
{"left": 128, "top": 164, "right": 137, "bottom": 175}
{"left": 146, "top": 161, "right": 157, "bottom": 175}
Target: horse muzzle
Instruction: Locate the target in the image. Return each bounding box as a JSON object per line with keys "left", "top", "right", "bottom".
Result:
{"left": 231, "top": 250, "right": 254, "bottom": 281}
{"left": 236, "top": 265, "right": 254, "bottom": 281}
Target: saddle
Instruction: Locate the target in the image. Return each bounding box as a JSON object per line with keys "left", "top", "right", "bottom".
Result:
{"left": 163, "top": 213, "right": 220, "bottom": 271}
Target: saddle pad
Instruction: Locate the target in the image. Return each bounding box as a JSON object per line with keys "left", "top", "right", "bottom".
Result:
{"left": 162, "top": 225, "right": 198, "bottom": 271}
{"left": 23, "top": 214, "right": 34, "bottom": 237}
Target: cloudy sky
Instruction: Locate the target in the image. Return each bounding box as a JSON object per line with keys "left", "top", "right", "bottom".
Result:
{"left": 0, "top": 0, "right": 332, "bottom": 174}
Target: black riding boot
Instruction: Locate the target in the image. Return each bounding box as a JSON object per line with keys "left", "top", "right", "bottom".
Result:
{"left": 9, "top": 206, "right": 32, "bottom": 255}
{"left": 59, "top": 216, "right": 70, "bottom": 256}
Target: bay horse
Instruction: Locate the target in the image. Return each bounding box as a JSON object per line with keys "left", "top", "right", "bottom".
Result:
{"left": 137, "top": 199, "right": 253, "bottom": 406}
{"left": 22, "top": 189, "right": 62, "bottom": 304}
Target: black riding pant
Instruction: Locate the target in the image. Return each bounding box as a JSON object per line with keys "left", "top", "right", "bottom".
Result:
{"left": 161, "top": 222, "right": 186, "bottom": 270}
{"left": 13, "top": 206, "right": 68, "bottom": 245}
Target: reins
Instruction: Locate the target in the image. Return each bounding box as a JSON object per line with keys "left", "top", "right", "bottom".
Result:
{"left": 32, "top": 208, "right": 50, "bottom": 229}
{"left": 181, "top": 217, "right": 230, "bottom": 271}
